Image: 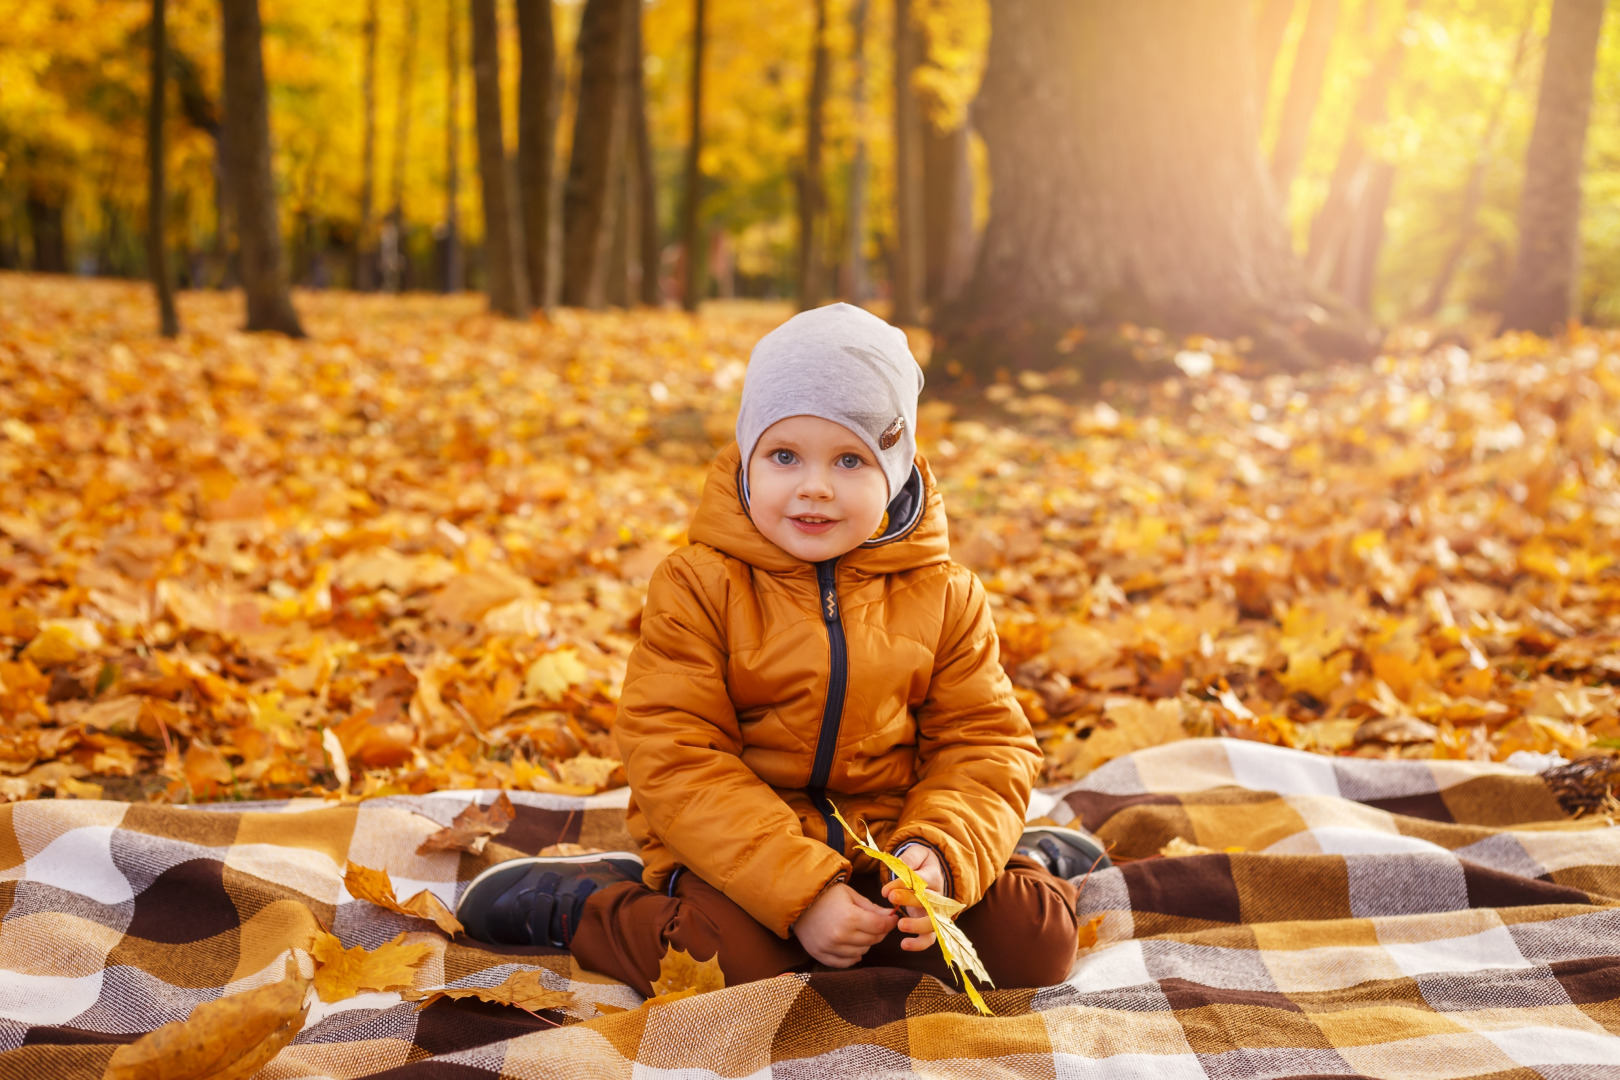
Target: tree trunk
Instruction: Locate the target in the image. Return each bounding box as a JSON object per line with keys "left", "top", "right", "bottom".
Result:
{"left": 606, "top": 137, "right": 634, "bottom": 307}
{"left": 1253, "top": 0, "right": 1296, "bottom": 116}
{"left": 1304, "top": 0, "right": 1420, "bottom": 291}
{"left": 1501, "top": 0, "right": 1607, "bottom": 334}
{"left": 1333, "top": 158, "right": 1394, "bottom": 312}
{"left": 517, "top": 0, "right": 557, "bottom": 308}
{"left": 844, "top": 0, "right": 871, "bottom": 302}
{"left": 384, "top": 0, "right": 418, "bottom": 292}
{"left": 935, "top": 0, "right": 1370, "bottom": 380}
{"left": 221, "top": 0, "right": 304, "bottom": 335}
{"left": 922, "top": 120, "right": 974, "bottom": 305}
{"left": 148, "top": 0, "right": 180, "bottom": 336}
{"left": 358, "top": 0, "right": 379, "bottom": 290}
{"left": 680, "top": 0, "right": 707, "bottom": 311}
{"left": 1417, "top": 12, "right": 1534, "bottom": 319}
{"left": 632, "top": 8, "right": 662, "bottom": 306}
{"left": 562, "top": 0, "right": 632, "bottom": 308}
{"left": 470, "top": 0, "right": 530, "bottom": 317}
{"left": 442, "top": 0, "right": 463, "bottom": 293}
{"left": 1268, "top": 0, "right": 1337, "bottom": 205}
{"left": 891, "top": 0, "right": 924, "bottom": 323}
{"left": 798, "top": 0, "right": 831, "bottom": 309}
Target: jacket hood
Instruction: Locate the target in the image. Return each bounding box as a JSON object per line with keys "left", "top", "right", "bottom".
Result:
{"left": 687, "top": 442, "right": 951, "bottom": 576}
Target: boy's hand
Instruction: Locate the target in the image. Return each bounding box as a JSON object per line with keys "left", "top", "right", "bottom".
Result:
{"left": 880, "top": 845, "right": 944, "bottom": 953}
{"left": 792, "top": 882, "right": 899, "bottom": 967}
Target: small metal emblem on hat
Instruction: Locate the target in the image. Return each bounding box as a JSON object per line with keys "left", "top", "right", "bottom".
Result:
{"left": 879, "top": 416, "right": 905, "bottom": 450}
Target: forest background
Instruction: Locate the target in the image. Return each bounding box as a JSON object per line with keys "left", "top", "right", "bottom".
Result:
{"left": 1, "top": 0, "right": 1619, "bottom": 806}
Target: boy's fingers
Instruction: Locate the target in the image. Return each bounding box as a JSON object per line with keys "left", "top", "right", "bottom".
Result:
{"left": 851, "top": 891, "right": 897, "bottom": 916}
{"left": 900, "top": 933, "right": 937, "bottom": 952}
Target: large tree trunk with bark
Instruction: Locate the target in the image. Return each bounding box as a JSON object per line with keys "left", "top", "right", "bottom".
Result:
{"left": 221, "top": 0, "right": 304, "bottom": 335}
{"left": 148, "top": 0, "right": 180, "bottom": 336}
{"left": 517, "top": 0, "right": 557, "bottom": 308}
{"left": 1268, "top": 0, "right": 1337, "bottom": 206}
{"left": 680, "top": 0, "right": 707, "bottom": 311}
{"left": 562, "top": 0, "right": 632, "bottom": 308}
{"left": 470, "top": 0, "right": 529, "bottom": 317}
{"left": 357, "top": 0, "right": 379, "bottom": 290}
{"left": 843, "top": 0, "right": 871, "bottom": 302}
{"left": 441, "top": 0, "right": 463, "bottom": 292}
{"left": 891, "top": 0, "right": 925, "bottom": 323}
{"left": 631, "top": 8, "right": 662, "bottom": 307}
{"left": 798, "top": 0, "right": 831, "bottom": 309}
{"left": 1501, "top": 0, "right": 1607, "bottom": 334}
{"left": 922, "top": 120, "right": 975, "bottom": 305}
{"left": 936, "top": 0, "right": 1370, "bottom": 380}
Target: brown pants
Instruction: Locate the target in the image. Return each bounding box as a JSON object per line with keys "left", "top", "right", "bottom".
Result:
{"left": 571, "top": 855, "right": 1079, "bottom": 996}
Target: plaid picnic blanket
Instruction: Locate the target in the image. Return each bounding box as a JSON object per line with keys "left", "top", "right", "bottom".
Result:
{"left": 4, "top": 738, "right": 1620, "bottom": 1078}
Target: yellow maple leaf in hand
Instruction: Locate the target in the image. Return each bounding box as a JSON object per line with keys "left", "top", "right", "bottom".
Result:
{"left": 344, "top": 862, "right": 464, "bottom": 936}
{"left": 829, "top": 803, "right": 995, "bottom": 1016}
{"left": 310, "top": 931, "right": 433, "bottom": 1003}
{"left": 646, "top": 945, "right": 725, "bottom": 1005}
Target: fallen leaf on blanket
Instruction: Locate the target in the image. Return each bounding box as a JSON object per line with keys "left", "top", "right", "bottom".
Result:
{"left": 344, "top": 862, "right": 464, "bottom": 935}
{"left": 646, "top": 946, "right": 726, "bottom": 1005}
{"left": 311, "top": 931, "right": 433, "bottom": 1003}
{"left": 402, "top": 968, "right": 574, "bottom": 1013}
{"left": 1159, "top": 837, "right": 1246, "bottom": 857}
{"left": 416, "top": 791, "right": 517, "bottom": 855}
{"left": 830, "top": 803, "right": 994, "bottom": 1016}
{"left": 593, "top": 1002, "right": 630, "bottom": 1014}
{"left": 539, "top": 842, "right": 606, "bottom": 856}
{"left": 1076, "top": 913, "right": 1106, "bottom": 951}
{"left": 104, "top": 954, "right": 309, "bottom": 1080}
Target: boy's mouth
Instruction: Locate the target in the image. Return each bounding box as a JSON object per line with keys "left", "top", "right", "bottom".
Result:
{"left": 789, "top": 514, "right": 839, "bottom": 535}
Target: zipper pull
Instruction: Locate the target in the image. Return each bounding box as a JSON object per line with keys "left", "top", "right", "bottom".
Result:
{"left": 822, "top": 584, "right": 839, "bottom": 623}
{"left": 817, "top": 560, "right": 840, "bottom": 623}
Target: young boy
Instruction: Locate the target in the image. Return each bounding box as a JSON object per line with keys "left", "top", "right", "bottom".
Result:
{"left": 458, "top": 303, "right": 1107, "bottom": 994}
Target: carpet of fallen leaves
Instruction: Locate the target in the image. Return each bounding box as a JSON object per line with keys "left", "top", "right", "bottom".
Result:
{"left": 1, "top": 271, "right": 1618, "bottom": 805}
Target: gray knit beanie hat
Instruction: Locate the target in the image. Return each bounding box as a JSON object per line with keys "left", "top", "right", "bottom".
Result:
{"left": 736, "top": 303, "right": 924, "bottom": 499}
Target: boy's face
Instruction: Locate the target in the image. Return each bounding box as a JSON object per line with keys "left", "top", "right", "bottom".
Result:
{"left": 747, "top": 415, "right": 890, "bottom": 563}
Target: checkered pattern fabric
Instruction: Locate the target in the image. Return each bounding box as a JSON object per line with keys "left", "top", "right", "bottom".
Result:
{"left": 4, "top": 738, "right": 1619, "bottom": 1078}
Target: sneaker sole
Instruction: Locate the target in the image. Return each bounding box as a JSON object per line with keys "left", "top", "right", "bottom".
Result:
{"left": 456, "top": 851, "right": 645, "bottom": 941}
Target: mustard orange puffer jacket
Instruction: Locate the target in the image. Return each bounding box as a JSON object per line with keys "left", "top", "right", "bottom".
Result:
{"left": 614, "top": 443, "right": 1041, "bottom": 938}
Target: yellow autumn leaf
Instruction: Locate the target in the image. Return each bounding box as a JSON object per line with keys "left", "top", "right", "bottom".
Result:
{"left": 103, "top": 955, "right": 309, "bottom": 1080}
{"left": 310, "top": 931, "right": 433, "bottom": 1003}
{"left": 1076, "top": 913, "right": 1107, "bottom": 951}
{"left": 525, "top": 648, "right": 589, "bottom": 702}
{"left": 403, "top": 968, "right": 574, "bottom": 1013}
{"left": 646, "top": 945, "right": 726, "bottom": 1006}
{"left": 344, "top": 863, "right": 464, "bottom": 936}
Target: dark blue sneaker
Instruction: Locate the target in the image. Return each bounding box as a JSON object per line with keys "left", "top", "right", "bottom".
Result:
{"left": 1015, "top": 825, "right": 1112, "bottom": 877}
{"left": 457, "top": 851, "right": 644, "bottom": 947}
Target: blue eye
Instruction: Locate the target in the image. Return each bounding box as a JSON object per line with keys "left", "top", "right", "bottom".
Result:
{"left": 772, "top": 449, "right": 796, "bottom": 465}
{"left": 838, "top": 453, "right": 863, "bottom": 469}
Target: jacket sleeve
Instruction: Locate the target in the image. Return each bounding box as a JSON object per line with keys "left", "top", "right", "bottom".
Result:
{"left": 614, "top": 552, "right": 851, "bottom": 938}
{"left": 887, "top": 568, "right": 1040, "bottom": 909}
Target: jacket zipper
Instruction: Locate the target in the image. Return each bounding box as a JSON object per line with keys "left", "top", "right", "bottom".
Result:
{"left": 808, "top": 557, "right": 848, "bottom": 854}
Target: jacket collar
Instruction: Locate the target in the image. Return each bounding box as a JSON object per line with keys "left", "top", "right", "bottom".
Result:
{"left": 687, "top": 443, "right": 952, "bottom": 575}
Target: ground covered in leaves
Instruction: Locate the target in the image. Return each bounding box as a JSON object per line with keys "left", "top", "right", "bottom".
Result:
{"left": 1, "top": 273, "right": 1617, "bottom": 805}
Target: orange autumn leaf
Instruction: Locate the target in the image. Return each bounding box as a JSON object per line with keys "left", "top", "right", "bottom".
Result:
{"left": 402, "top": 968, "right": 574, "bottom": 1013}
{"left": 344, "top": 863, "right": 464, "bottom": 936}
{"left": 646, "top": 946, "right": 726, "bottom": 1005}
{"left": 310, "top": 931, "right": 433, "bottom": 1004}
{"left": 416, "top": 791, "right": 517, "bottom": 855}
{"left": 103, "top": 955, "right": 309, "bottom": 1080}
{"left": 1077, "top": 913, "right": 1107, "bottom": 951}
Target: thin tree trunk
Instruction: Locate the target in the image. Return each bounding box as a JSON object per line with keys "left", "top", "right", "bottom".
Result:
{"left": 922, "top": 120, "right": 974, "bottom": 305}
{"left": 384, "top": 0, "right": 418, "bottom": 292}
{"left": 1501, "top": 0, "right": 1607, "bottom": 333}
{"left": 1417, "top": 13, "right": 1535, "bottom": 319}
{"left": 632, "top": 8, "right": 662, "bottom": 306}
{"left": 891, "top": 0, "right": 924, "bottom": 323}
{"left": 148, "top": 0, "right": 180, "bottom": 335}
{"left": 845, "top": 0, "right": 870, "bottom": 301}
{"left": 1268, "top": 0, "right": 1338, "bottom": 205}
{"left": 562, "top": 0, "right": 631, "bottom": 308}
{"left": 221, "top": 0, "right": 304, "bottom": 335}
{"left": 358, "top": 0, "right": 379, "bottom": 290}
{"left": 517, "top": 0, "right": 557, "bottom": 309}
{"left": 470, "top": 0, "right": 529, "bottom": 316}
{"left": 936, "top": 0, "right": 1371, "bottom": 379}
{"left": 1304, "top": 0, "right": 1420, "bottom": 290}
{"left": 606, "top": 139, "right": 633, "bottom": 306}
{"left": 680, "top": 0, "right": 707, "bottom": 311}
{"left": 1253, "top": 0, "right": 1297, "bottom": 118}
{"left": 442, "top": 0, "right": 463, "bottom": 292}
{"left": 1335, "top": 158, "right": 1394, "bottom": 311}
{"left": 798, "top": 0, "right": 831, "bottom": 309}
